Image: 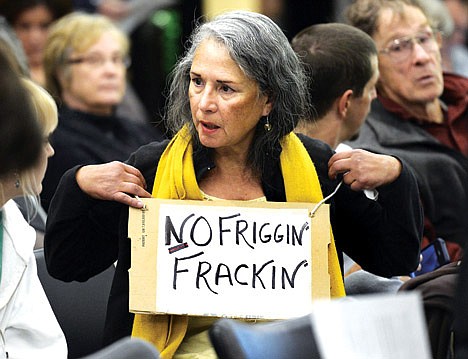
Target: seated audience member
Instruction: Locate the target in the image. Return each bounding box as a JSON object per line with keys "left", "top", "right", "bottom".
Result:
{"left": 293, "top": 22, "right": 379, "bottom": 152}
{"left": 0, "top": 75, "right": 67, "bottom": 357}
{"left": 44, "top": 10, "right": 422, "bottom": 357}
{"left": 291, "top": 22, "right": 418, "bottom": 293}
{"left": 454, "top": 243, "right": 468, "bottom": 357}
{"left": 0, "top": 0, "right": 71, "bottom": 86}
{"left": 345, "top": 0, "right": 468, "bottom": 261}
{"left": 40, "top": 12, "right": 165, "bottom": 211}
{"left": 0, "top": 19, "right": 51, "bottom": 246}
{"left": 0, "top": 0, "right": 149, "bottom": 125}
{"left": 72, "top": 0, "right": 182, "bottom": 129}
{"left": 0, "top": 16, "right": 29, "bottom": 76}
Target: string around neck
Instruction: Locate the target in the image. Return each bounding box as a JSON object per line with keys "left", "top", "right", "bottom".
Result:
{"left": 309, "top": 179, "right": 343, "bottom": 218}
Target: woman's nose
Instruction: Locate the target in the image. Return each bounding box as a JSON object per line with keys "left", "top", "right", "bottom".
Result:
{"left": 198, "top": 87, "right": 217, "bottom": 112}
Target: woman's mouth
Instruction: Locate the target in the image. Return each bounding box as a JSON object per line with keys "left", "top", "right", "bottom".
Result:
{"left": 200, "top": 121, "right": 220, "bottom": 131}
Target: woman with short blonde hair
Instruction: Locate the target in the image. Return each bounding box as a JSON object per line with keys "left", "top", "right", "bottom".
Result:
{"left": 40, "top": 12, "right": 162, "bottom": 212}
{"left": 44, "top": 12, "right": 129, "bottom": 100}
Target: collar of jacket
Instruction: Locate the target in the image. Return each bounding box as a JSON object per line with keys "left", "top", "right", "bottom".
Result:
{"left": 367, "top": 100, "right": 443, "bottom": 148}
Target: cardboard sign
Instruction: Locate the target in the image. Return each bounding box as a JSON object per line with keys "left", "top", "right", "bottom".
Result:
{"left": 128, "top": 199, "right": 331, "bottom": 319}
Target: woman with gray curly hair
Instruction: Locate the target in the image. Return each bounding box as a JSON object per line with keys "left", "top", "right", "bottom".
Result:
{"left": 44, "top": 10, "right": 422, "bottom": 358}
{"left": 164, "top": 10, "right": 310, "bottom": 176}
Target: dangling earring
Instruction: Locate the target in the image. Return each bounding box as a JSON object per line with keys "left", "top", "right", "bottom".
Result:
{"left": 14, "top": 173, "right": 20, "bottom": 189}
{"left": 264, "top": 116, "right": 271, "bottom": 132}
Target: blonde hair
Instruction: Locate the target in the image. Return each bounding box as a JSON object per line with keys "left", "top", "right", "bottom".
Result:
{"left": 21, "top": 78, "right": 58, "bottom": 138}
{"left": 44, "top": 12, "right": 129, "bottom": 100}
{"left": 17, "top": 78, "right": 58, "bottom": 217}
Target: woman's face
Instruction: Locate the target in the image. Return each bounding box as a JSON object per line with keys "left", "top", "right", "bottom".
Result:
{"left": 61, "top": 31, "right": 127, "bottom": 116}
{"left": 189, "top": 39, "right": 271, "bottom": 155}
{"left": 31, "top": 135, "right": 54, "bottom": 195}
{"left": 13, "top": 4, "right": 53, "bottom": 68}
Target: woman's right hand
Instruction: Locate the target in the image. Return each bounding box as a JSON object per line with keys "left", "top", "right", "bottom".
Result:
{"left": 75, "top": 161, "right": 151, "bottom": 208}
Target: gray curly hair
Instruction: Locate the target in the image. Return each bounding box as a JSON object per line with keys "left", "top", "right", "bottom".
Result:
{"left": 164, "top": 10, "right": 311, "bottom": 174}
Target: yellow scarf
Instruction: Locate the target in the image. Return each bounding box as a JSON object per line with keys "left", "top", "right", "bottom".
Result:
{"left": 132, "top": 126, "right": 345, "bottom": 358}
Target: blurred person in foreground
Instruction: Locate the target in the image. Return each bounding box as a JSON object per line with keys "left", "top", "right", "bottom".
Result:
{"left": 44, "top": 10, "right": 422, "bottom": 357}
{"left": 0, "top": 19, "right": 52, "bottom": 247}
{"left": 41, "top": 12, "right": 165, "bottom": 212}
{"left": 346, "top": 0, "right": 468, "bottom": 261}
{"left": 0, "top": 76, "right": 67, "bottom": 357}
{"left": 0, "top": 35, "right": 41, "bottom": 175}
{"left": 292, "top": 22, "right": 416, "bottom": 293}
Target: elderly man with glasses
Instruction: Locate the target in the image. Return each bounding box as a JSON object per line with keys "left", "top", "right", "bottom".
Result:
{"left": 346, "top": 0, "right": 468, "bottom": 262}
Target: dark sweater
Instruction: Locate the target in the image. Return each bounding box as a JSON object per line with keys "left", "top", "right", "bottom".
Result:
{"left": 41, "top": 106, "right": 165, "bottom": 212}
{"left": 347, "top": 74, "right": 468, "bottom": 250}
{"left": 44, "top": 134, "right": 422, "bottom": 345}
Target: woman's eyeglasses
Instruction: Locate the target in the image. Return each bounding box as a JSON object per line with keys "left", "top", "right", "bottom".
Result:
{"left": 66, "top": 54, "right": 131, "bottom": 68}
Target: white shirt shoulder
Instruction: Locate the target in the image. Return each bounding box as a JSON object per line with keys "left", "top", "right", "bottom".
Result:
{"left": 0, "top": 200, "right": 67, "bottom": 358}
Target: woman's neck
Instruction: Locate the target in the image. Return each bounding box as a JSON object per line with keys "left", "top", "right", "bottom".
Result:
{"left": 62, "top": 96, "right": 113, "bottom": 117}
{"left": 199, "top": 152, "right": 263, "bottom": 201}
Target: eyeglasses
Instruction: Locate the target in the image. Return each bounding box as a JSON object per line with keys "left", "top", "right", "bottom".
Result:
{"left": 66, "top": 54, "right": 131, "bottom": 68}
{"left": 379, "top": 30, "right": 439, "bottom": 63}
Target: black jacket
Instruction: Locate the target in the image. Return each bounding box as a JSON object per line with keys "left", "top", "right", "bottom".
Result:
{"left": 348, "top": 98, "right": 468, "bottom": 247}
{"left": 44, "top": 134, "right": 422, "bottom": 345}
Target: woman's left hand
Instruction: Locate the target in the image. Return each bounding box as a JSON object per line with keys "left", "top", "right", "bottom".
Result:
{"left": 328, "top": 149, "right": 402, "bottom": 191}
{"left": 76, "top": 161, "right": 151, "bottom": 208}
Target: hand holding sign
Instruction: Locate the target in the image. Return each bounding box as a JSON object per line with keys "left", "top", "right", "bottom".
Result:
{"left": 76, "top": 161, "right": 151, "bottom": 208}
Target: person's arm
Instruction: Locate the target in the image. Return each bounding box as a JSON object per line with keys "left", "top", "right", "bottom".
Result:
{"left": 44, "top": 140, "right": 168, "bottom": 282}
{"left": 75, "top": 161, "right": 150, "bottom": 208}
{"left": 328, "top": 149, "right": 402, "bottom": 191}
{"left": 298, "top": 134, "right": 422, "bottom": 278}
{"left": 44, "top": 164, "right": 139, "bottom": 282}
{"left": 332, "top": 157, "right": 423, "bottom": 277}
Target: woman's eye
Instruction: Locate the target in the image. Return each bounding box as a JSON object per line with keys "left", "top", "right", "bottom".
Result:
{"left": 221, "top": 84, "right": 233, "bottom": 93}
{"left": 192, "top": 78, "right": 203, "bottom": 86}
